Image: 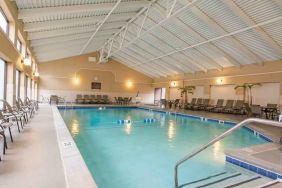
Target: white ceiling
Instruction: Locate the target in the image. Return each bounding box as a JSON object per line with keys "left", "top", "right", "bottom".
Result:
{"left": 13, "top": 0, "right": 282, "bottom": 78}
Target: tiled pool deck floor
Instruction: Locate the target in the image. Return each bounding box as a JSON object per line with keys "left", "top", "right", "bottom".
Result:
{"left": 0, "top": 104, "right": 66, "bottom": 188}
{"left": 0, "top": 104, "right": 281, "bottom": 188}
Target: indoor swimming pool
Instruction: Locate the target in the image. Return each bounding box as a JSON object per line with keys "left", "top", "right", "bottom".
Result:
{"left": 59, "top": 107, "right": 268, "bottom": 188}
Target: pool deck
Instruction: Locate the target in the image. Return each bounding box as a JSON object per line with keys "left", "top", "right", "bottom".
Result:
{"left": 0, "top": 104, "right": 66, "bottom": 188}
{"left": 226, "top": 143, "right": 282, "bottom": 177}
{"left": 0, "top": 104, "right": 281, "bottom": 188}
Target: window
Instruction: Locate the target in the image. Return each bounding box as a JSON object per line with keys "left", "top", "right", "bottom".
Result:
{"left": 0, "top": 8, "right": 8, "bottom": 34}
{"left": 16, "top": 70, "right": 21, "bottom": 99}
{"left": 32, "top": 61, "right": 36, "bottom": 73}
{"left": 0, "top": 59, "right": 7, "bottom": 109}
{"left": 31, "top": 79, "right": 34, "bottom": 99}
{"left": 24, "top": 75, "right": 28, "bottom": 99}
{"left": 21, "top": 45, "right": 26, "bottom": 56}
{"left": 34, "top": 82, "right": 38, "bottom": 100}
{"left": 16, "top": 39, "right": 22, "bottom": 53}
{"left": 27, "top": 76, "right": 31, "bottom": 99}
{"left": 30, "top": 78, "right": 33, "bottom": 99}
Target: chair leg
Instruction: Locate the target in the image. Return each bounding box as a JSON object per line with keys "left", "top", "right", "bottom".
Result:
{"left": 8, "top": 127, "right": 13, "bottom": 142}
{"left": 0, "top": 133, "right": 7, "bottom": 154}
{"left": 23, "top": 113, "right": 27, "bottom": 123}
{"left": 20, "top": 118, "right": 24, "bottom": 129}
{"left": 26, "top": 113, "right": 28, "bottom": 122}
{"left": 30, "top": 109, "right": 33, "bottom": 118}
{"left": 16, "top": 120, "right": 21, "bottom": 133}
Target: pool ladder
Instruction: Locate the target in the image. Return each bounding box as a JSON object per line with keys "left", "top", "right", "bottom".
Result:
{"left": 174, "top": 118, "right": 282, "bottom": 188}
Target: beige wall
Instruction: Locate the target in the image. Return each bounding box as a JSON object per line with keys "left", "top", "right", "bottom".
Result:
{"left": 0, "top": 0, "right": 38, "bottom": 105}
{"left": 39, "top": 57, "right": 282, "bottom": 105}
{"left": 38, "top": 52, "right": 154, "bottom": 103}
{"left": 153, "top": 60, "right": 282, "bottom": 105}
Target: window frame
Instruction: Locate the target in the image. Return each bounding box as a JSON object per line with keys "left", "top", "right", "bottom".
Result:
{"left": 24, "top": 74, "right": 28, "bottom": 99}
{"left": 0, "top": 7, "right": 9, "bottom": 35}
{"left": 16, "top": 38, "right": 22, "bottom": 53}
{"left": 0, "top": 59, "right": 7, "bottom": 109}
{"left": 16, "top": 69, "right": 21, "bottom": 99}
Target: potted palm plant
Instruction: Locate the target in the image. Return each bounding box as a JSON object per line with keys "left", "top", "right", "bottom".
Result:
{"left": 234, "top": 83, "right": 261, "bottom": 105}
{"left": 179, "top": 86, "right": 196, "bottom": 104}
{"left": 234, "top": 84, "right": 247, "bottom": 102}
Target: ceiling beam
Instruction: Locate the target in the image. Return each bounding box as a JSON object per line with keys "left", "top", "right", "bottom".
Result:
{"left": 222, "top": 0, "right": 282, "bottom": 55}
{"left": 273, "top": 0, "right": 282, "bottom": 9}
{"left": 133, "top": 17, "right": 219, "bottom": 71}
{"left": 113, "top": 55, "right": 161, "bottom": 77}
{"left": 31, "top": 33, "right": 111, "bottom": 47}
{"left": 130, "top": 16, "right": 282, "bottom": 67}
{"left": 32, "top": 40, "right": 89, "bottom": 53}
{"left": 18, "top": 1, "right": 149, "bottom": 20}
{"left": 80, "top": 0, "right": 122, "bottom": 54}
{"left": 116, "top": 49, "right": 167, "bottom": 77}
{"left": 28, "top": 28, "right": 119, "bottom": 40}
{"left": 100, "top": 0, "right": 159, "bottom": 55}
{"left": 126, "top": 29, "right": 196, "bottom": 73}
{"left": 37, "top": 53, "right": 80, "bottom": 62}
{"left": 103, "top": 0, "right": 203, "bottom": 57}
{"left": 186, "top": 2, "right": 264, "bottom": 64}
{"left": 119, "top": 46, "right": 175, "bottom": 75}
{"left": 25, "top": 20, "right": 127, "bottom": 32}
{"left": 154, "top": 4, "right": 242, "bottom": 67}
{"left": 124, "top": 44, "right": 182, "bottom": 75}
{"left": 145, "top": 17, "right": 223, "bottom": 71}
{"left": 23, "top": 13, "right": 135, "bottom": 32}
{"left": 36, "top": 50, "right": 81, "bottom": 61}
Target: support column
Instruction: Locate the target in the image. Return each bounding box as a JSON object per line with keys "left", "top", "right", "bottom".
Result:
{"left": 204, "top": 85, "right": 211, "bottom": 99}
{"left": 35, "top": 81, "right": 38, "bottom": 101}
{"left": 280, "top": 82, "right": 282, "bottom": 105}
{"left": 6, "top": 62, "right": 16, "bottom": 105}
{"left": 20, "top": 71, "right": 25, "bottom": 100}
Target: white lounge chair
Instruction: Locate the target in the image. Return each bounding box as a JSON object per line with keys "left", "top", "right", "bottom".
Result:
{"left": 0, "top": 134, "right": 4, "bottom": 161}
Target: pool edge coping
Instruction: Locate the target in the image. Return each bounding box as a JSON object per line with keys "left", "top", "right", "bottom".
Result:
{"left": 52, "top": 106, "right": 98, "bottom": 188}
{"left": 226, "top": 155, "right": 282, "bottom": 180}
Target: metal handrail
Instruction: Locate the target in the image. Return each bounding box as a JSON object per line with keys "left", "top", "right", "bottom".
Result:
{"left": 174, "top": 118, "right": 282, "bottom": 188}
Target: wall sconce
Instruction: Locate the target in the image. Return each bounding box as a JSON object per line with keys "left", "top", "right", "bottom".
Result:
{"left": 216, "top": 78, "right": 224, "bottom": 85}
{"left": 23, "top": 57, "right": 32, "bottom": 66}
{"left": 126, "top": 80, "right": 133, "bottom": 88}
{"left": 34, "top": 72, "right": 39, "bottom": 77}
{"left": 170, "top": 81, "right": 177, "bottom": 87}
{"left": 73, "top": 76, "right": 80, "bottom": 85}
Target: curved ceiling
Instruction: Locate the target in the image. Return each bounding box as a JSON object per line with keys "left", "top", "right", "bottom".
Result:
{"left": 13, "top": 0, "right": 282, "bottom": 78}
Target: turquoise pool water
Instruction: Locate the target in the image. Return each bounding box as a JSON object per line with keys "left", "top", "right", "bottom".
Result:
{"left": 59, "top": 107, "right": 267, "bottom": 188}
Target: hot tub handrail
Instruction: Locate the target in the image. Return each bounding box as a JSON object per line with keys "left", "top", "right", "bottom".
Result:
{"left": 174, "top": 118, "right": 282, "bottom": 188}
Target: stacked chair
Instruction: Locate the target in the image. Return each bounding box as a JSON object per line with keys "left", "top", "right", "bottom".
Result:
{"left": 184, "top": 98, "right": 247, "bottom": 115}
{"left": 185, "top": 98, "right": 197, "bottom": 110}
{"left": 115, "top": 97, "right": 132, "bottom": 105}
{"left": 0, "top": 98, "right": 38, "bottom": 161}
{"left": 195, "top": 99, "right": 210, "bottom": 111}
{"left": 75, "top": 94, "right": 111, "bottom": 104}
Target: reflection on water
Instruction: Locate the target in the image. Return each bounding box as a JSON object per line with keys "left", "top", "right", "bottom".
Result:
{"left": 124, "top": 123, "right": 132, "bottom": 135}
{"left": 70, "top": 119, "right": 80, "bottom": 136}
{"left": 168, "top": 120, "right": 176, "bottom": 142}
{"left": 213, "top": 141, "right": 225, "bottom": 164}
{"left": 124, "top": 115, "right": 132, "bottom": 135}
